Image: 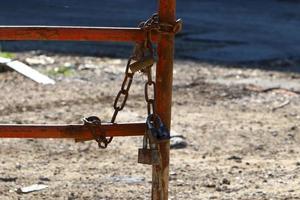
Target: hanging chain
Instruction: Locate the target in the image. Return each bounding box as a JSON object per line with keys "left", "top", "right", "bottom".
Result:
{"left": 111, "top": 56, "right": 135, "bottom": 123}
{"left": 82, "top": 54, "right": 136, "bottom": 148}
{"left": 143, "top": 39, "right": 156, "bottom": 118}
{"left": 111, "top": 12, "right": 182, "bottom": 124}
{"left": 82, "top": 13, "right": 171, "bottom": 148}
{"left": 83, "top": 55, "right": 136, "bottom": 148}
{"left": 140, "top": 14, "right": 158, "bottom": 119}
{"left": 108, "top": 14, "right": 159, "bottom": 146}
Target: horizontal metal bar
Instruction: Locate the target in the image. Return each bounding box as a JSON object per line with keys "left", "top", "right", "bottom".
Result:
{"left": 0, "top": 122, "right": 145, "bottom": 140}
{"left": 0, "top": 26, "right": 158, "bottom": 42}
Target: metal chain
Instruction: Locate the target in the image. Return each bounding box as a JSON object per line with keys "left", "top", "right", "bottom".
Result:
{"left": 139, "top": 13, "right": 183, "bottom": 34}
{"left": 140, "top": 16, "right": 157, "bottom": 120}
{"left": 139, "top": 13, "right": 160, "bottom": 32}
{"left": 109, "top": 14, "right": 159, "bottom": 147}
{"left": 98, "top": 56, "right": 134, "bottom": 147}
{"left": 83, "top": 55, "right": 136, "bottom": 148}
{"left": 84, "top": 14, "right": 160, "bottom": 148}
{"left": 83, "top": 116, "right": 110, "bottom": 149}
{"left": 144, "top": 68, "right": 156, "bottom": 117}
{"left": 111, "top": 56, "right": 135, "bottom": 124}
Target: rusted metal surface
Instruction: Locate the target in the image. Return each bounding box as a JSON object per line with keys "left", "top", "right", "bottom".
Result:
{"left": 111, "top": 57, "right": 135, "bottom": 123}
{"left": 152, "top": 0, "right": 177, "bottom": 199}
{"left": 0, "top": 123, "right": 145, "bottom": 139}
{"left": 0, "top": 26, "right": 158, "bottom": 43}
{"left": 82, "top": 116, "right": 112, "bottom": 148}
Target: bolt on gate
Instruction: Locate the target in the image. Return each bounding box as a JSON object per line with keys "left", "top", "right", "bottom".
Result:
{"left": 0, "top": 0, "right": 181, "bottom": 199}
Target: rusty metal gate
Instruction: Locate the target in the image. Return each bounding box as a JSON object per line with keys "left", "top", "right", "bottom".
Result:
{"left": 0, "top": 0, "right": 181, "bottom": 199}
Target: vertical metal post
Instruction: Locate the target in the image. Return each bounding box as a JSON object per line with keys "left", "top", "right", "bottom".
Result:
{"left": 152, "top": 0, "right": 176, "bottom": 199}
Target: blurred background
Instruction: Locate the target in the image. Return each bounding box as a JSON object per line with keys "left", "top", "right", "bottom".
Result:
{"left": 1, "top": 0, "right": 299, "bottom": 69}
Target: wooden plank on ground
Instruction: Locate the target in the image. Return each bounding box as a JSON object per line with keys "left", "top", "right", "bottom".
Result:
{"left": 5, "top": 60, "right": 55, "bottom": 85}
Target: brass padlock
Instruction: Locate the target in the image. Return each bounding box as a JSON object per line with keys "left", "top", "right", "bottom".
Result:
{"left": 138, "top": 135, "right": 160, "bottom": 165}
{"left": 129, "top": 57, "right": 154, "bottom": 73}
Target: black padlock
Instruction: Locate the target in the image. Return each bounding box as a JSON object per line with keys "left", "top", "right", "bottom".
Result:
{"left": 146, "top": 114, "right": 170, "bottom": 142}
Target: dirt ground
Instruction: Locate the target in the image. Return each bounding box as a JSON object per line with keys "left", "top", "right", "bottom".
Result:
{"left": 1, "top": 52, "right": 300, "bottom": 199}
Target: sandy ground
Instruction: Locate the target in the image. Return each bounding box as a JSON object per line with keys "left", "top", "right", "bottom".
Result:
{"left": 1, "top": 52, "right": 300, "bottom": 199}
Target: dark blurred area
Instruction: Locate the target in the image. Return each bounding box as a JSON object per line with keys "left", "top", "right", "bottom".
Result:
{"left": 0, "top": 0, "right": 300, "bottom": 70}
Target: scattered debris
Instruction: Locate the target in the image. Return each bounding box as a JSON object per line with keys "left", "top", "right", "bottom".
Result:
{"left": 222, "top": 178, "right": 231, "bottom": 185}
{"left": 16, "top": 184, "right": 48, "bottom": 194}
{"left": 48, "top": 65, "right": 74, "bottom": 77}
{"left": 245, "top": 84, "right": 281, "bottom": 93}
{"left": 7, "top": 61, "right": 55, "bottom": 84}
{"left": 170, "top": 135, "right": 187, "bottom": 149}
{"left": 25, "top": 55, "right": 55, "bottom": 65}
{"left": 227, "top": 155, "right": 242, "bottom": 163}
{"left": 272, "top": 100, "right": 290, "bottom": 111}
{"left": 215, "top": 185, "right": 229, "bottom": 192}
{"left": 0, "top": 57, "right": 55, "bottom": 85}
{"left": 108, "top": 176, "right": 145, "bottom": 184}
{"left": 254, "top": 144, "right": 265, "bottom": 151}
{"left": 15, "top": 164, "right": 22, "bottom": 170}
{"left": 0, "top": 177, "right": 17, "bottom": 182}
{"left": 0, "top": 57, "right": 11, "bottom": 64}
{"left": 245, "top": 84, "right": 300, "bottom": 96}
{"left": 202, "top": 181, "right": 216, "bottom": 188}
{"left": 78, "top": 63, "right": 98, "bottom": 70}
{"left": 39, "top": 176, "right": 51, "bottom": 182}
{"left": 0, "top": 57, "right": 12, "bottom": 72}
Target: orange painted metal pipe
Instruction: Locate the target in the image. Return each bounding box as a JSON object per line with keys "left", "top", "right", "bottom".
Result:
{"left": 0, "top": 122, "right": 146, "bottom": 140}
{"left": 0, "top": 26, "right": 158, "bottom": 42}
{"left": 152, "top": 0, "right": 177, "bottom": 199}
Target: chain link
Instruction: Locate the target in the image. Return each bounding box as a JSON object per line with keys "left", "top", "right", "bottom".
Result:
{"left": 140, "top": 16, "right": 157, "bottom": 120}
{"left": 82, "top": 116, "right": 111, "bottom": 149}
{"left": 112, "top": 13, "right": 158, "bottom": 131}
{"left": 84, "top": 14, "right": 160, "bottom": 148}
{"left": 111, "top": 57, "right": 135, "bottom": 123}
{"left": 139, "top": 13, "right": 183, "bottom": 34}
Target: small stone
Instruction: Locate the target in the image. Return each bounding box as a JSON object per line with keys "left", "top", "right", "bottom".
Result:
{"left": 222, "top": 178, "right": 230, "bottom": 185}
{"left": 25, "top": 55, "right": 55, "bottom": 65}
{"left": 0, "top": 177, "right": 17, "bottom": 182}
{"left": 271, "top": 131, "right": 278, "bottom": 137}
{"left": 16, "top": 184, "right": 48, "bottom": 194}
{"left": 39, "top": 177, "right": 50, "bottom": 182}
{"left": 15, "top": 164, "right": 22, "bottom": 170}
{"left": 215, "top": 186, "right": 222, "bottom": 192}
{"left": 170, "top": 136, "right": 187, "bottom": 149}
{"left": 227, "top": 155, "right": 242, "bottom": 163}
{"left": 108, "top": 176, "right": 145, "bottom": 184}
{"left": 215, "top": 185, "right": 228, "bottom": 192}
{"left": 202, "top": 181, "right": 216, "bottom": 188}
{"left": 255, "top": 145, "right": 264, "bottom": 151}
